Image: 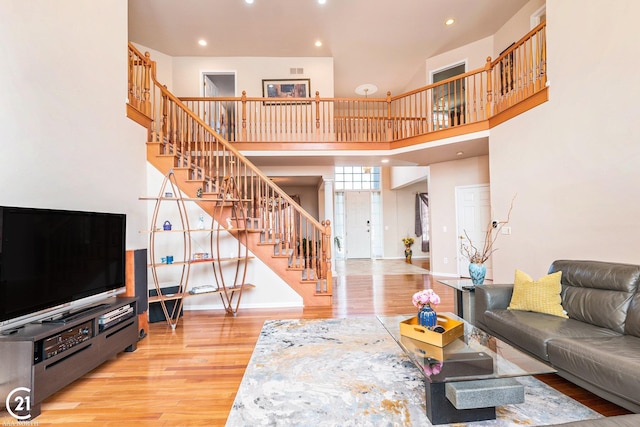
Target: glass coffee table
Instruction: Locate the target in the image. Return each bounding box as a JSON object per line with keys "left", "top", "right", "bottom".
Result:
{"left": 377, "top": 313, "right": 556, "bottom": 425}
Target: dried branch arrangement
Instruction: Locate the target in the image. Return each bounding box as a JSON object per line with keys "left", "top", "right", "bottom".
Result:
{"left": 460, "top": 195, "right": 516, "bottom": 264}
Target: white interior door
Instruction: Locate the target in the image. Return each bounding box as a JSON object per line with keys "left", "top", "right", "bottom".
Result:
{"left": 345, "top": 191, "right": 371, "bottom": 259}
{"left": 456, "top": 185, "right": 491, "bottom": 278}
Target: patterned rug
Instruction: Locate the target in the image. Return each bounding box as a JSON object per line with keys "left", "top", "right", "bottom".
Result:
{"left": 226, "top": 317, "right": 602, "bottom": 426}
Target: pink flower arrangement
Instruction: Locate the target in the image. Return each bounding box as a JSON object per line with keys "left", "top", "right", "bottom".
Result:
{"left": 412, "top": 289, "right": 440, "bottom": 310}
{"left": 423, "top": 358, "right": 443, "bottom": 377}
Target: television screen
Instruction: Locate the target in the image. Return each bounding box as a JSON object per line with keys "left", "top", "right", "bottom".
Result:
{"left": 0, "top": 206, "right": 126, "bottom": 324}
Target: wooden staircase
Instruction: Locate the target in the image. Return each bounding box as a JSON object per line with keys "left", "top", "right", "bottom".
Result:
{"left": 138, "top": 106, "right": 333, "bottom": 307}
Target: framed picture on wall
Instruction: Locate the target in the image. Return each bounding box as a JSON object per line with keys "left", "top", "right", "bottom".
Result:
{"left": 262, "top": 79, "right": 311, "bottom": 104}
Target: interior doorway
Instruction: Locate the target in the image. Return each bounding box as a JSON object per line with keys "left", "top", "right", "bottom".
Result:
{"left": 431, "top": 62, "right": 466, "bottom": 128}
{"left": 201, "top": 72, "right": 237, "bottom": 141}
{"left": 455, "top": 184, "right": 491, "bottom": 279}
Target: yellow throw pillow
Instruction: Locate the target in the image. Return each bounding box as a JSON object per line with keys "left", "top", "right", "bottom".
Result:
{"left": 508, "top": 269, "right": 568, "bottom": 318}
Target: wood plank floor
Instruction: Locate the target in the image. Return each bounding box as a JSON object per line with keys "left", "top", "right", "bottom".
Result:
{"left": 17, "top": 259, "right": 632, "bottom": 425}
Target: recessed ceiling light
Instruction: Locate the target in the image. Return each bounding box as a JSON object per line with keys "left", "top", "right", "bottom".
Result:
{"left": 315, "top": 40, "right": 322, "bottom": 47}
{"left": 381, "top": 159, "right": 389, "bottom": 164}
{"left": 198, "top": 39, "right": 207, "bottom": 46}
{"left": 456, "top": 151, "right": 464, "bottom": 156}
{"left": 318, "top": 0, "right": 327, "bottom": 4}
{"left": 445, "top": 18, "right": 455, "bottom": 26}
{"left": 245, "top": 0, "right": 254, "bottom": 4}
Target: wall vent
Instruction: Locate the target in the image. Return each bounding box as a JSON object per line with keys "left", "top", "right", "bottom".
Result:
{"left": 290, "top": 67, "right": 304, "bottom": 75}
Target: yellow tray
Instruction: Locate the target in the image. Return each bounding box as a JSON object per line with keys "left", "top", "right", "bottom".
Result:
{"left": 400, "top": 314, "right": 464, "bottom": 347}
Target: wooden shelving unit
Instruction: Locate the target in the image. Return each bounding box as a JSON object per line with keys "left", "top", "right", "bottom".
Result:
{"left": 141, "top": 170, "right": 254, "bottom": 329}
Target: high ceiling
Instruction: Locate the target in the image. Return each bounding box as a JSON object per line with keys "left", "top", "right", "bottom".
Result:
{"left": 128, "top": 0, "right": 531, "bottom": 174}
{"left": 128, "top": 0, "right": 529, "bottom": 98}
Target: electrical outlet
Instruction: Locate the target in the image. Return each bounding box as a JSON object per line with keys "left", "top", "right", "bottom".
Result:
{"left": 501, "top": 226, "right": 512, "bottom": 235}
{"left": 443, "top": 257, "right": 448, "bottom": 264}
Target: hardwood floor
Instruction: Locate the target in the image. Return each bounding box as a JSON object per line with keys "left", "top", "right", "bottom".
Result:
{"left": 17, "top": 259, "right": 631, "bottom": 425}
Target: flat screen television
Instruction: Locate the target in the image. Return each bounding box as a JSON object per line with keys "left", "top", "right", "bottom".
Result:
{"left": 0, "top": 206, "right": 126, "bottom": 331}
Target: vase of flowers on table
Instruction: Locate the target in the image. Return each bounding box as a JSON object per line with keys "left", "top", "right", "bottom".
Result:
{"left": 402, "top": 236, "right": 415, "bottom": 263}
{"left": 412, "top": 289, "right": 440, "bottom": 330}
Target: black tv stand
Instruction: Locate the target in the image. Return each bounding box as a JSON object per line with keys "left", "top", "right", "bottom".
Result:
{"left": 0, "top": 296, "right": 138, "bottom": 419}
{"left": 42, "top": 303, "right": 111, "bottom": 324}
{"left": 0, "top": 324, "right": 25, "bottom": 336}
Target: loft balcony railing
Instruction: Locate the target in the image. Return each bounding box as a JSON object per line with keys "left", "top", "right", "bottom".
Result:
{"left": 176, "top": 22, "right": 546, "bottom": 145}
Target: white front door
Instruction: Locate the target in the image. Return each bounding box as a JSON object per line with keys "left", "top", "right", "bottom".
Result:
{"left": 456, "top": 185, "right": 491, "bottom": 278}
{"left": 345, "top": 191, "right": 371, "bottom": 259}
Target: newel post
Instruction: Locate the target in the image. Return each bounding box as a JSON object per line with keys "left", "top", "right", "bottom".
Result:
{"left": 485, "top": 57, "right": 493, "bottom": 118}
{"left": 142, "top": 52, "right": 152, "bottom": 116}
{"left": 322, "top": 220, "right": 332, "bottom": 294}
{"left": 241, "top": 91, "right": 247, "bottom": 141}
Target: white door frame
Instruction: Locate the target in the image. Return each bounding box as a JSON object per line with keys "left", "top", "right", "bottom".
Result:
{"left": 345, "top": 191, "right": 372, "bottom": 259}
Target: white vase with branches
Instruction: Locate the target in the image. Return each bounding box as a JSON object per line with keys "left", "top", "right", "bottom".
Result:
{"left": 460, "top": 196, "right": 516, "bottom": 283}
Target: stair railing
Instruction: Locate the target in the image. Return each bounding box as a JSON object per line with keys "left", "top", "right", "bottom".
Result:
{"left": 178, "top": 22, "right": 546, "bottom": 144}
{"left": 128, "top": 43, "right": 333, "bottom": 296}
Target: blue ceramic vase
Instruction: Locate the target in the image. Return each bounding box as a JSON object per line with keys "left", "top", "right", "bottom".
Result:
{"left": 418, "top": 305, "right": 437, "bottom": 330}
{"left": 469, "top": 262, "right": 487, "bottom": 285}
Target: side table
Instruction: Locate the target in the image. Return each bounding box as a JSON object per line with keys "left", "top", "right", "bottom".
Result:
{"left": 437, "top": 279, "right": 490, "bottom": 325}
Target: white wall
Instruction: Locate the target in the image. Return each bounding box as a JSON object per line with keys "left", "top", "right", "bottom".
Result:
{"left": 489, "top": 0, "right": 640, "bottom": 281}
{"left": 493, "top": 0, "right": 545, "bottom": 57}
{"left": 170, "top": 56, "right": 334, "bottom": 98}
{"left": 0, "top": 0, "right": 147, "bottom": 250}
{"left": 425, "top": 36, "right": 494, "bottom": 80}
{"left": 428, "top": 156, "right": 490, "bottom": 276}
{"left": 390, "top": 166, "right": 429, "bottom": 189}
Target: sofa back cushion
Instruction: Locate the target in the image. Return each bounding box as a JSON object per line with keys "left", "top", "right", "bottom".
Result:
{"left": 625, "top": 293, "right": 640, "bottom": 337}
{"left": 548, "top": 260, "right": 640, "bottom": 333}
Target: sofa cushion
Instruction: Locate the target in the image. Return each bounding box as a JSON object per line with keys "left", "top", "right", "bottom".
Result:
{"left": 509, "top": 269, "right": 567, "bottom": 318}
{"left": 624, "top": 293, "right": 640, "bottom": 337}
{"left": 549, "top": 260, "right": 640, "bottom": 333}
{"left": 547, "top": 335, "right": 640, "bottom": 408}
{"left": 482, "top": 309, "right": 620, "bottom": 361}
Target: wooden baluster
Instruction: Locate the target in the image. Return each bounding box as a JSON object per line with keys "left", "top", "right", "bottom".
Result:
{"left": 160, "top": 91, "right": 168, "bottom": 143}
{"left": 526, "top": 37, "right": 533, "bottom": 95}
{"left": 388, "top": 96, "right": 395, "bottom": 139}
{"left": 540, "top": 28, "right": 547, "bottom": 89}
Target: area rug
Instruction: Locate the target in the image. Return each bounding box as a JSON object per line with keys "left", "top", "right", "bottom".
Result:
{"left": 226, "top": 318, "right": 603, "bottom": 426}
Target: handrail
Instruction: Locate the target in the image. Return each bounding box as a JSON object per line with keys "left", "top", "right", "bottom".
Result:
{"left": 178, "top": 22, "right": 546, "bottom": 144}
{"left": 128, "top": 44, "right": 333, "bottom": 297}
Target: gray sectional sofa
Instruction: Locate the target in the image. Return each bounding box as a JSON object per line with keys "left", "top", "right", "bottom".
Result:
{"left": 474, "top": 260, "right": 640, "bottom": 413}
